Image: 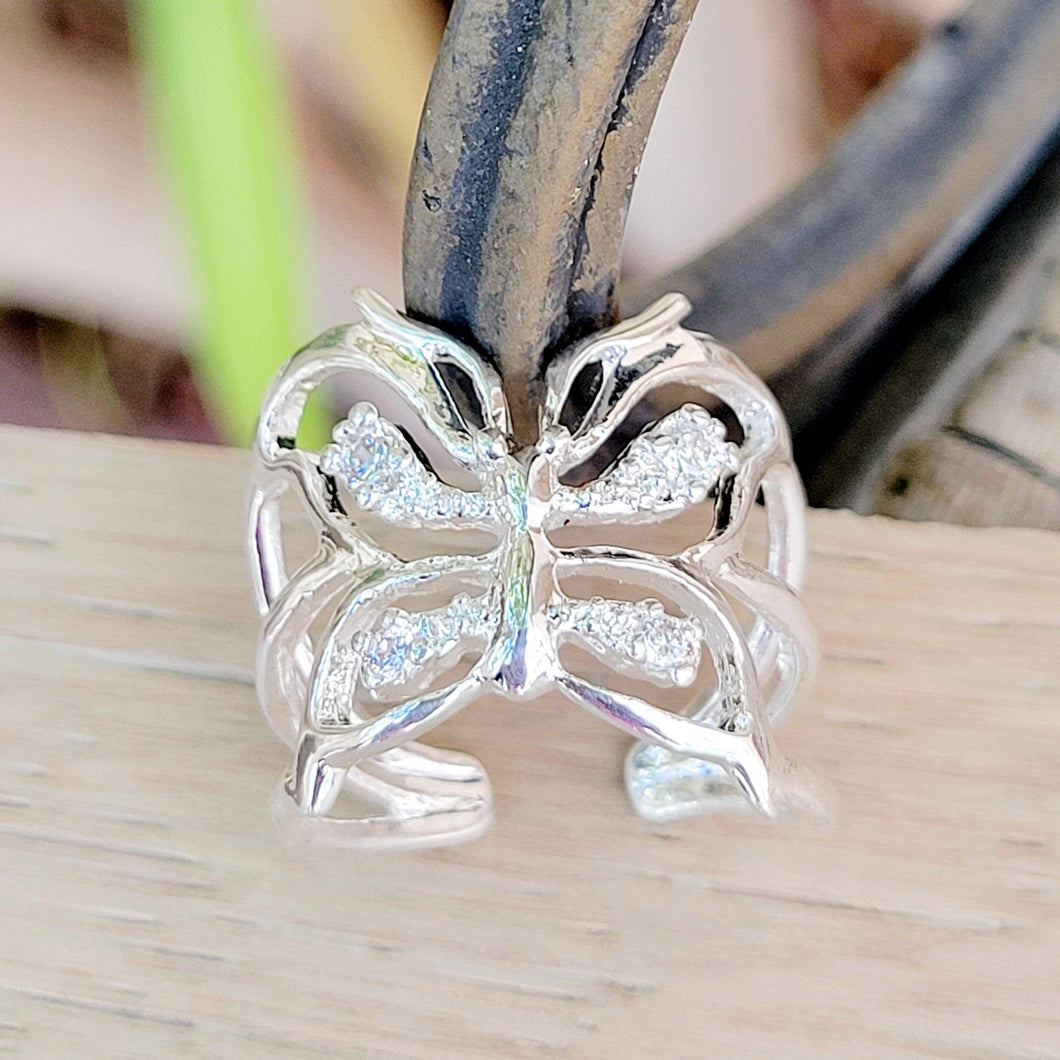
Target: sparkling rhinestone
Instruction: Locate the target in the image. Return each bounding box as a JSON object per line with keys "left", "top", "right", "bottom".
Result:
{"left": 550, "top": 598, "right": 703, "bottom": 685}
{"left": 347, "top": 594, "right": 498, "bottom": 693}
{"left": 555, "top": 404, "right": 738, "bottom": 518}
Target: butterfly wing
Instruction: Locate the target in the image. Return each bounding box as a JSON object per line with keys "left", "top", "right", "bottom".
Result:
{"left": 250, "top": 291, "right": 514, "bottom": 847}
{"left": 541, "top": 294, "right": 794, "bottom": 548}
{"left": 537, "top": 296, "right": 811, "bottom": 817}
{"left": 549, "top": 549, "right": 774, "bottom": 815}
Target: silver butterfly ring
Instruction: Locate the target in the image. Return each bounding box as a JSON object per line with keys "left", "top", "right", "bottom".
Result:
{"left": 247, "top": 289, "right": 816, "bottom": 849}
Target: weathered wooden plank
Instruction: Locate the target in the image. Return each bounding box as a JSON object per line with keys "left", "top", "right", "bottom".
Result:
{"left": 958, "top": 330, "right": 1060, "bottom": 480}
{"left": 825, "top": 175, "right": 1060, "bottom": 527}
{"left": 875, "top": 429, "right": 1060, "bottom": 526}
{"left": 0, "top": 425, "right": 1058, "bottom": 1058}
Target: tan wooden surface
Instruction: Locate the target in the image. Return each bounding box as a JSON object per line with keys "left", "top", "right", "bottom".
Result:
{"left": 0, "top": 424, "right": 1058, "bottom": 1059}
{"left": 870, "top": 222, "right": 1060, "bottom": 530}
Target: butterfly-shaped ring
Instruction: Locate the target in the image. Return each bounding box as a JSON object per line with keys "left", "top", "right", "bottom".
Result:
{"left": 247, "top": 289, "right": 817, "bottom": 849}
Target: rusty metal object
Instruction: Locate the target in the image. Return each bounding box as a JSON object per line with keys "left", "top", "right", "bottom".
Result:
{"left": 403, "top": 0, "right": 698, "bottom": 444}
{"left": 632, "top": 0, "right": 1060, "bottom": 455}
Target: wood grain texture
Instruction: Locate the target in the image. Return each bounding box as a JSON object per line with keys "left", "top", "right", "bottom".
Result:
{"left": 871, "top": 232, "right": 1060, "bottom": 528}
{"left": 959, "top": 331, "right": 1060, "bottom": 479}
{"left": 0, "top": 425, "right": 1058, "bottom": 1059}
{"left": 875, "top": 430, "right": 1060, "bottom": 528}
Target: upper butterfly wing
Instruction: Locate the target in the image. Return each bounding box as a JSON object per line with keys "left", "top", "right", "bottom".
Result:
{"left": 320, "top": 402, "right": 504, "bottom": 534}
{"left": 540, "top": 294, "right": 794, "bottom": 549}
{"left": 548, "top": 404, "right": 740, "bottom": 526}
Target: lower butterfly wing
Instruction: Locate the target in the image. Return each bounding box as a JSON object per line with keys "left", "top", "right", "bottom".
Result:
{"left": 289, "top": 555, "right": 516, "bottom": 815}
{"left": 260, "top": 548, "right": 502, "bottom": 849}
{"left": 549, "top": 548, "right": 774, "bottom": 815}
{"left": 623, "top": 555, "right": 818, "bottom": 822}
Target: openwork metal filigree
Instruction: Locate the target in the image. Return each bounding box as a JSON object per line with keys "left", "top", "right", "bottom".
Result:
{"left": 248, "top": 290, "right": 816, "bottom": 849}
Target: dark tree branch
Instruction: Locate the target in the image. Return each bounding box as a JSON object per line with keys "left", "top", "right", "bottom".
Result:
{"left": 403, "top": 0, "right": 698, "bottom": 444}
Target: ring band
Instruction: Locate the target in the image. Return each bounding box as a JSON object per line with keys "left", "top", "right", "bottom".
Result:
{"left": 248, "top": 289, "right": 817, "bottom": 848}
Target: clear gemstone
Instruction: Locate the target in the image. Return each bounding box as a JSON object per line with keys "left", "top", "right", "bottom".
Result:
{"left": 349, "top": 593, "right": 496, "bottom": 695}
{"left": 315, "top": 641, "right": 360, "bottom": 726}
{"left": 320, "top": 402, "right": 496, "bottom": 528}
{"left": 343, "top": 432, "right": 386, "bottom": 479}
{"left": 550, "top": 598, "right": 703, "bottom": 686}
{"left": 553, "top": 404, "right": 739, "bottom": 519}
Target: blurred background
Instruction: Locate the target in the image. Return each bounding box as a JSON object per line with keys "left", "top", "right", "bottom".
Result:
{"left": 0, "top": 0, "right": 961, "bottom": 444}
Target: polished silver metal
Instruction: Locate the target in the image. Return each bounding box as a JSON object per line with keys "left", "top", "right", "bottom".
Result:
{"left": 247, "top": 288, "right": 816, "bottom": 849}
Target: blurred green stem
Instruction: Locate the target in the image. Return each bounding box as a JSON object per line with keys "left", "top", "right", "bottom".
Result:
{"left": 132, "top": 0, "right": 321, "bottom": 443}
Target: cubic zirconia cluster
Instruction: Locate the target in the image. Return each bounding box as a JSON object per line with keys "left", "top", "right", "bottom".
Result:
{"left": 554, "top": 404, "right": 740, "bottom": 519}
{"left": 357, "top": 594, "right": 495, "bottom": 689}
{"left": 314, "top": 641, "right": 362, "bottom": 727}
{"left": 320, "top": 402, "right": 495, "bottom": 527}
{"left": 314, "top": 592, "right": 496, "bottom": 727}
{"left": 550, "top": 598, "right": 704, "bottom": 686}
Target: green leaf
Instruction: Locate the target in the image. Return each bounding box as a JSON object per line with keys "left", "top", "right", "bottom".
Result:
{"left": 131, "top": 0, "right": 325, "bottom": 445}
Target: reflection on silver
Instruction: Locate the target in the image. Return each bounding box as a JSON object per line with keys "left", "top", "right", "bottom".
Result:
{"left": 247, "top": 289, "right": 817, "bottom": 849}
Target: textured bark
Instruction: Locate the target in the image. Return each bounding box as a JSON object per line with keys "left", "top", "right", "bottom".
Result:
{"left": 403, "top": 0, "right": 698, "bottom": 444}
